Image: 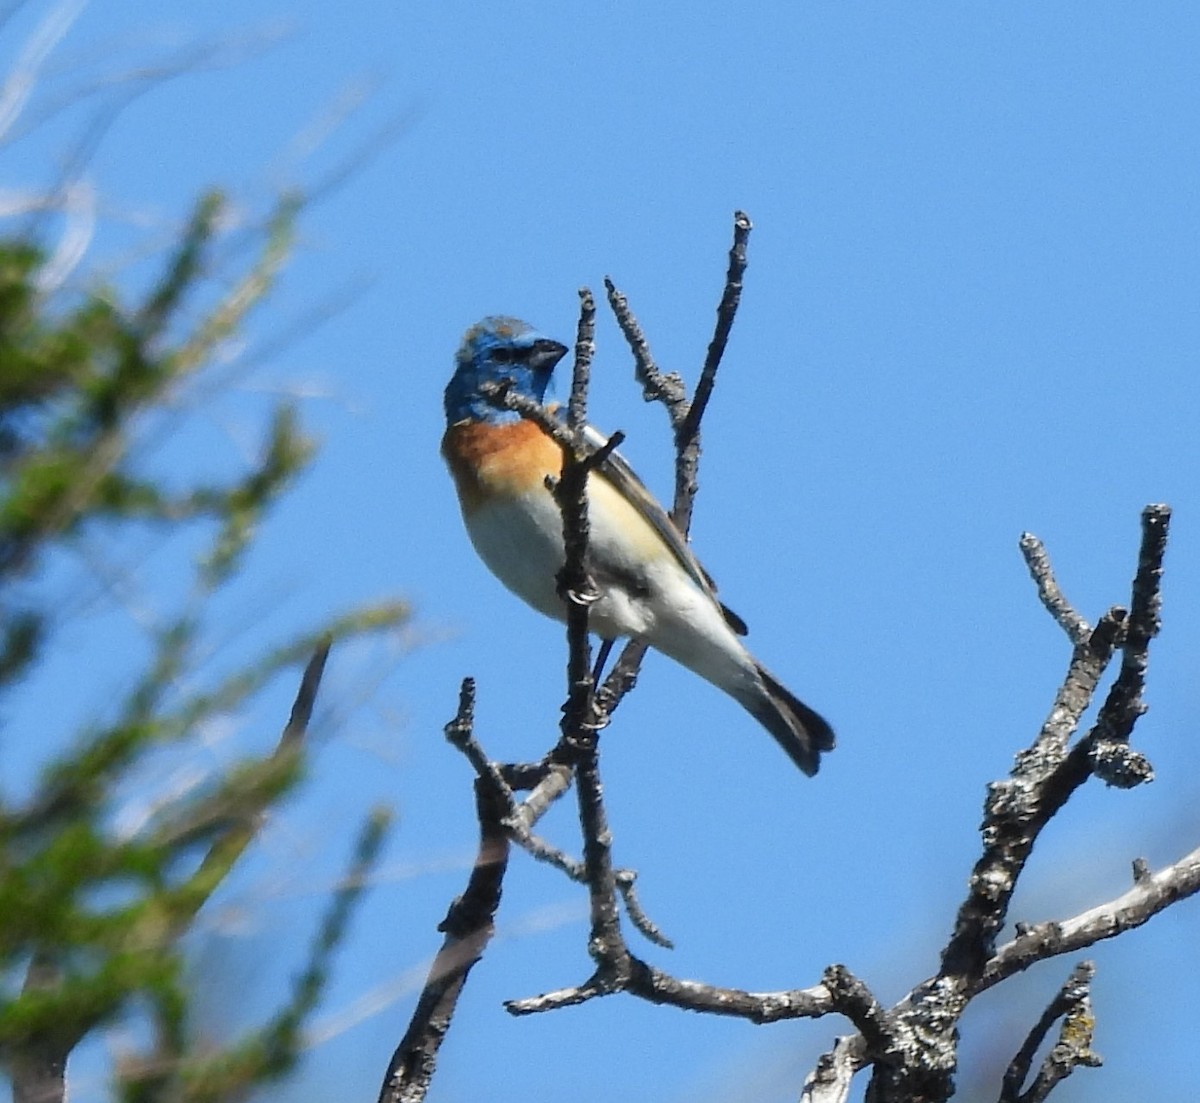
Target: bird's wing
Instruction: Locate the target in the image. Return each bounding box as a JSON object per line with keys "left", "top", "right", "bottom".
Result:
{"left": 581, "top": 424, "right": 749, "bottom": 637}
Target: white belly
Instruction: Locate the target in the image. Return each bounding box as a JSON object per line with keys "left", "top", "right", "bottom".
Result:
{"left": 464, "top": 488, "right": 567, "bottom": 623}
{"left": 465, "top": 480, "right": 677, "bottom": 640}
{"left": 461, "top": 480, "right": 754, "bottom": 699}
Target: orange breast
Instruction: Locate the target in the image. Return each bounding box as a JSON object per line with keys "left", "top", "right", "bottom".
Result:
{"left": 441, "top": 418, "right": 564, "bottom": 513}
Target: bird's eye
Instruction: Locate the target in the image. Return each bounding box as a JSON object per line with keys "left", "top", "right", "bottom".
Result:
{"left": 492, "top": 345, "right": 533, "bottom": 366}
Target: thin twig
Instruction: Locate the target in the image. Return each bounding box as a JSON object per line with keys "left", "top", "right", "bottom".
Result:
{"left": 511, "top": 762, "right": 575, "bottom": 829}
{"left": 1018, "top": 532, "right": 1091, "bottom": 644}
{"left": 981, "top": 842, "right": 1200, "bottom": 988}
{"left": 280, "top": 635, "right": 331, "bottom": 748}
{"left": 672, "top": 210, "right": 752, "bottom": 531}
{"left": 1087, "top": 504, "right": 1169, "bottom": 778}
{"left": 605, "top": 277, "right": 687, "bottom": 424}
{"left": 568, "top": 288, "right": 596, "bottom": 431}
{"left": 441, "top": 690, "right": 646, "bottom": 943}
{"left": 377, "top": 690, "right": 510, "bottom": 1103}
{"left": 999, "top": 962, "right": 1101, "bottom": 1103}
{"left": 507, "top": 956, "right": 835, "bottom": 1022}
{"left": 479, "top": 378, "right": 579, "bottom": 453}
{"left": 443, "top": 678, "right": 520, "bottom": 806}
{"left": 499, "top": 827, "right": 670, "bottom": 948}
{"left": 677, "top": 211, "right": 751, "bottom": 443}
{"left": 614, "top": 868, "right": 673, "bottom": 948}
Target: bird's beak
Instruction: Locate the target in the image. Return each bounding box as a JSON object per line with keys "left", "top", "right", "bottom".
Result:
{"left": 529, "top": 339, "right": 569, "bottom": 373}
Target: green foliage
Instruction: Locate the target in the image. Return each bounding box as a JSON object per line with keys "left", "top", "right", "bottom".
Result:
{"left": 0, "top": 193, "right": 405, "bottom": 1101}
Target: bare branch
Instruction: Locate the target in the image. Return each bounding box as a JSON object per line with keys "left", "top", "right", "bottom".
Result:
{"left": 496, "top": 822, "right": 671, "bottom": 948}
{"left": 614, "top": 868, "right": 673, "bottom": 949}
{"left": 812, "top": 507, "right": 1180, "bottom": 1103}
{"left": 507, "top": 956, "right": 835, "bottom": 1023}
{"left": 982, "top": 844, "right": 1200, "bottom": 987}
{"left": 585, "top": 213, "right": 753, "bottom": 723}
{"left": 280, "top": 635, "right": 331, "bottom": 748}
{"left": 943, "top": 508, "right": 1169, "bottom": 985}
{"left": 801, "top": 1035, "right": 869, "bottom": 1103}
{"left": 503, "top": 975, "right": 612, "bottom": 1015}
{"left": 594, "top": 637, "right": 649, "bottom": 717}
{"left": 623, "top": 959, "right": 835, "bottom": 1022}
{"left": 1021, "top": 607, "right": 1125, "bottom": 765}
{"left": 862, "top": 977, "right": 963, "bottom": 1102}
{"left": 677, "top": 211, "right": 751, "bottom": 444}
{"left": 478, "top": 377, "right": 581, "bottom": 453}
{"left": 939, "top": 611, "right": 1120, "bottom": 982}
{"left": 671, "top": 210, "right": 752, "bottom": 531}
{"left": 1087, "top": 504, "right": 1170, "bottom": 769}
{"left": 543, "top": 299, "right": 640, "bottom": 987}
{"left": 570, "top": 725, "right": 628, "bottom": 974}
{"left": 568, "top": 288, "right": 596, "bottom": 430}
{"left": 1018, "top": 532, "right": 1091, "bottom": 643}
{"left": 454, "top": 743, "right": 644, "bottom": 974}
{"left": 605, "top": 276, "right": 688, "bottom": 425}
{"left": 510, "top": 762, "right": 574, "bottom": 829}
{"left": 822, "top": 964, "right": 891, "bottom": 1055}
{"left": 443, "top": 677, "right": 521, "bottom": 809}
{"left": 443, "top": 694, "right": 668, "bottom": 948}
{"left": 999, "top": 962, "right": 1102, "bottom": 1103}
{"left": 376, "top": 692, "right": 510, "bottom": 1103}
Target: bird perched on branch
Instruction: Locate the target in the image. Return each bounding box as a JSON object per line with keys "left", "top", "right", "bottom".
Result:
{"left": 441, "top": 315, "right": 834, "bottom": 775}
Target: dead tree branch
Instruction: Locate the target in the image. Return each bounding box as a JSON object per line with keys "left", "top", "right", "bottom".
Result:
{"left": 983, "top": 843, "right": 1200, "bottom": 986}
{"left": 376, "top": 681, "right": 510, "bottom": 1103}
{"left": 388, "top": 203, "right": 1195, "bottom": 1103}
{"left": 999, "top": 961, "right": 1102, "bottom": 1103}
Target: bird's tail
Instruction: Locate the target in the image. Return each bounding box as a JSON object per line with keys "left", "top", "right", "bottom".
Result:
{"left": 740, "top": 664, "right": 835, "bottom": 776}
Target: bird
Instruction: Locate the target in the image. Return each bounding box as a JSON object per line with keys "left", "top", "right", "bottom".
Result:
{"left": 441, "top": 315, "right": 835, "bottom": 775}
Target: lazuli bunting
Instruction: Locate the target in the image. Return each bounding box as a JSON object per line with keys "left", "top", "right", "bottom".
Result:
{"left": 441, "top": 316, "right": 835, "bottom": 775}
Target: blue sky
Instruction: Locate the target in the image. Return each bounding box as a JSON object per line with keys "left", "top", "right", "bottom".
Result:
{"left": 3, "top": 2, "right": 1199, "bottom": 1101}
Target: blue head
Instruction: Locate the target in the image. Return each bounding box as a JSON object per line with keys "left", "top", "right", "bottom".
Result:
{"left": 444, "top": 316, "right": 569, "bottom": 425}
